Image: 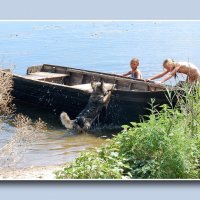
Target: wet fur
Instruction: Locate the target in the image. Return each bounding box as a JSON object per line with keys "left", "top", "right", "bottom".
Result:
{"left": 60, "top": 81, "right": 112, "bottom": 132}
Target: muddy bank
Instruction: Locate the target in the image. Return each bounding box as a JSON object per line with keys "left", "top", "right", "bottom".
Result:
{"left": 0, "top": 165, "right": 65, "bottom": 180}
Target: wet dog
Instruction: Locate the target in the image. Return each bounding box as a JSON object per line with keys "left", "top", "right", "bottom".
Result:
{"left": 60, "top": 81, "right": 114, "bottom": 132}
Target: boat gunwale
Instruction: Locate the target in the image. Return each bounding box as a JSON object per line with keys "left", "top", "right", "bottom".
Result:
{"left": 12, "top": 73, "right": 181, "bottom": 97}
{"left": 9, "top": 63, "right": 181, "bottom": 94}
{"left": 42, "top": 63, "right": 171, "bottom": 89}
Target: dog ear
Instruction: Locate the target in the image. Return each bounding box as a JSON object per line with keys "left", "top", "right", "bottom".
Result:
{"left": 91, "top": 81, "right": 95, "bottom": 89}
{"left": 100, "top": 79, "right": 104, "bottom": 88}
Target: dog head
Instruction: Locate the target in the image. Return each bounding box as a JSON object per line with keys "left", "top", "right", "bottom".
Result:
{"left": 91, "top": 80, "right": 107, "bottom": 95}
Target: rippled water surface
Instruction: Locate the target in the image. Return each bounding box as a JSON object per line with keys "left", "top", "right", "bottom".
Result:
{"left": 0, "top": 21, "right": 200, "bottom": 168}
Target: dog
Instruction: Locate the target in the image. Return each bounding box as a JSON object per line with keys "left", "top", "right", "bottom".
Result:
{"left": 60, "top": 81, "right": 114, "bottom": 132}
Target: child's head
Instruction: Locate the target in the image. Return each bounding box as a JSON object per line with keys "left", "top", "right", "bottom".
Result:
{"left": 163, "top": 58, "right": 174, "bottom": 70}
{"left": 130, "top": 58, "right": 139, "bottom": 70}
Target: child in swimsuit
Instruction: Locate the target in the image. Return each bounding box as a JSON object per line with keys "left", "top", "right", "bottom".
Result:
{"left": 146, "top": 58, "right": 200, "bottom": 84}
{"left": 121, "top": 58, "right": 142, "bottom": 79}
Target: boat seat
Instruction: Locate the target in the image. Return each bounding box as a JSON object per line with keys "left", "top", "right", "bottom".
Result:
{"left": 70, "top": 83, "right": 93, "bottom": 91}
{"left": 69, "top": 83, "right": 115, "bottom": 92}
{"left": 25, "top": 72, "right": 69, "bottom": 80}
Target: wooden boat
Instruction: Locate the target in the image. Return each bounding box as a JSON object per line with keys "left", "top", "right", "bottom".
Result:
{"left": 11, "top": 64, "right": 179, "bottom": 127}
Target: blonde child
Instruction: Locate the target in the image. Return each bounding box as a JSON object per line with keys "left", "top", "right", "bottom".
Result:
{"left": 146, "top": 58, "right": 200, "bottom": 84}
{"left": 121, "top": 58, "right": 142, "bottom": 79}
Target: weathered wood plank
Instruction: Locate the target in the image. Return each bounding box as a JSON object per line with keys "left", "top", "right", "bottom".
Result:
{"left": 25, "top": 72, "right": 69, "bottom": 80}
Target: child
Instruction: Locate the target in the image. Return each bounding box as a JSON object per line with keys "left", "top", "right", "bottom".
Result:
{"left": 121, "top": 58, "right": 142, "bottom": 79}
{"left": 146, "top": 59, "right": 200, "bottom": 84}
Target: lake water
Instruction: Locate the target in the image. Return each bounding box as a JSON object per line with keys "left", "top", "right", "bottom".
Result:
{"left": 0, "top": 21, "right": 200, "bottom": 169}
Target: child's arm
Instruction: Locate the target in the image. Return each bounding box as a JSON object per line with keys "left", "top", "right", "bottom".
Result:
{"left": 160, "top": 65, "right": 180, "bottom": 83}
{"left": 122, "top": 71, "right": 131, "bottom": 77}
{"left": 146, "top": 70, "right": 168, "bottom": 81}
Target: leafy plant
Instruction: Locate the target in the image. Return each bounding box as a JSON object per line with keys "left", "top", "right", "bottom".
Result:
{"left": 56, "top": 84, "right": 200, "bottom": 179}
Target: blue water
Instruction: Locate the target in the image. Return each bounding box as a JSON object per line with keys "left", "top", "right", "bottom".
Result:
{"left": 1, "top": 21, "right": 200, "bottom": 170}
{"left": 1, "top": 21, "right": 200, "bottom": 84}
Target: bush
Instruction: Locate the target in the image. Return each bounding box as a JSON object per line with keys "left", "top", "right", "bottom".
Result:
{"left": 0, "top": 70, "right": 47, "bottom": 169}
{"left": 56, "top": 84, "right": 200, "bottom": 179}
{"left": 0, "top": 71, "right": 14, "bottom": 116}
{"left": 0, "top": 114, "right": 47, "bottom": 169}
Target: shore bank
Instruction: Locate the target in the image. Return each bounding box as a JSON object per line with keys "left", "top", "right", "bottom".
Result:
{"left": 0, "top": 165, "right": 65, "bottom": 180}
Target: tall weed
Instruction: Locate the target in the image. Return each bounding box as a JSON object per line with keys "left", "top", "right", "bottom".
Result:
{"left": 0, "top": 69, "right": 47, "bottom": 169}
{"left": 0, "top": 114, "right": 47, "bottom": 169}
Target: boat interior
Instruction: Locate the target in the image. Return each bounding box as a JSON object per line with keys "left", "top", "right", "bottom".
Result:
{"left": 25, "top": 64, "right": 168, "bottom": 92}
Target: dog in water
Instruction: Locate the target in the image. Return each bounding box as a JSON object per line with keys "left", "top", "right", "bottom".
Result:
{"left": 60, "top": 81, "right": 114, "bottom": 132}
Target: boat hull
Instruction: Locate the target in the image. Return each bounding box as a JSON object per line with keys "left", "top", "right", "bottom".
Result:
{"left": 12, "top": 74, "right": 170, "bottom": 126}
